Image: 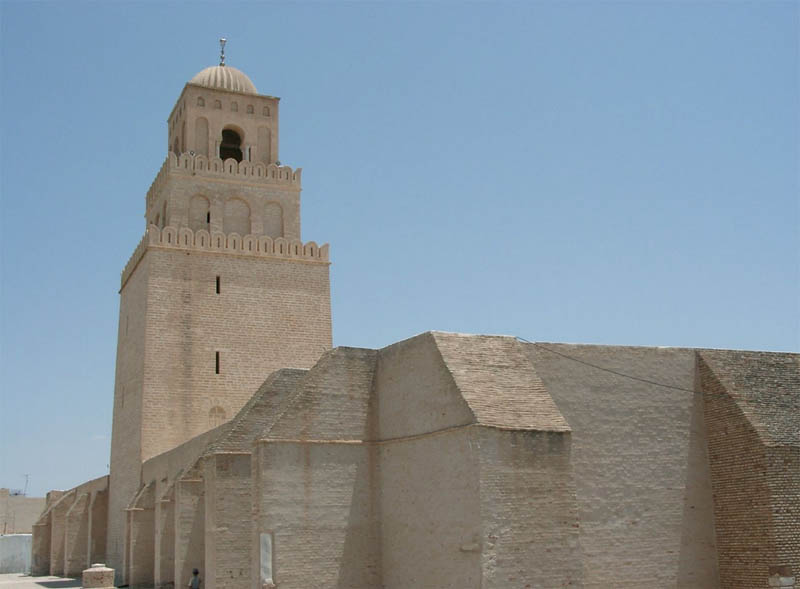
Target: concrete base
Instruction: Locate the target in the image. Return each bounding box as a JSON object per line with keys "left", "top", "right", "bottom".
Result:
{"left": 82, "top": 563, "right": 115, "bottom": 588}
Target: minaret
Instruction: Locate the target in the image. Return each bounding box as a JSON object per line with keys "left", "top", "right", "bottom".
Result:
{"left": 106, "top": 44, "right": 332, "bottom": 575}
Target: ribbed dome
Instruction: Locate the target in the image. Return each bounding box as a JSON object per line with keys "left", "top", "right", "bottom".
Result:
{"left": 189, "top": 65, "right": 258, "bottom": 95}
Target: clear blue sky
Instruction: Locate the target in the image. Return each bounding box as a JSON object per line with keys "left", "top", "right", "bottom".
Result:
{"left": 1, "top": 2, "right": 797, "bottom": 496}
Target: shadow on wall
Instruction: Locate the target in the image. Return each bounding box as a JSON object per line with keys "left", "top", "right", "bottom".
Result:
{"left": 676, "top": 385, "right": 720, "bottom": 587}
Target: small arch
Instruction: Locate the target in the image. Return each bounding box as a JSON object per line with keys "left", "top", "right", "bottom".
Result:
{"left": 223, "top": 198, "right": 250, "bottom": 236}
{"left": 246, "top": 104, "right": 254, "bottom": 114}
{"left": 231, "top": 101, "right": 238, "bottom": 112}
{"left": 274, "top": 237, "right": 288, "bottom": 256}
{"left": 243, "top": 235, "right": 257, "bottom": 252}
{"left": 189, "top": 195, "right": 210, "bottom": 232}
{"left": 208, "top": 406, "right": 226, "bottom": 428}
{"left": 220, "top": 128, "right": 243, "bottom": 162}
{"left": 262, "top": 106, "right": 270, "bottom": 117}
{"left": 263, "top": 202, "right": 283, "bottom": 238}
{"left": 214, "top": 100, "right": 222, "bottom": 109}
{"left": 197, "top": 97, "right": 205, "bottom": 107}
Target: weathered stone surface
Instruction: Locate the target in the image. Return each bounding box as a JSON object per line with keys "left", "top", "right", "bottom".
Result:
{"left": 82, "top": 564, "right": 114, "bottom": 588}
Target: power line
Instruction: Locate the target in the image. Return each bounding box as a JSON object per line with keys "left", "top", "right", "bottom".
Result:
{"left": 517, "top": 337, "right": 707, "bottom": 396}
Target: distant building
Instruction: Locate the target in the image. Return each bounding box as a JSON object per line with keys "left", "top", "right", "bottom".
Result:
{"left": 31, "top": 57, "right": 799, "bottom": 589}
{"left": 0, "top": 488, "right": 44, "bottom": 534}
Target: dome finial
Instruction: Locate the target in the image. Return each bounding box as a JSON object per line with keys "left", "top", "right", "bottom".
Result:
{"left": 219, "top": 38, "right": 227, "bottom": 67}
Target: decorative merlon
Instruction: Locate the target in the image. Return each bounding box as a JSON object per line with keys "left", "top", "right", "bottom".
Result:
{"left": 121, "top": 225, "right": 329, "bottom": 289}
{"left": 147, "top": 152, "right": 302, "bottom": 210}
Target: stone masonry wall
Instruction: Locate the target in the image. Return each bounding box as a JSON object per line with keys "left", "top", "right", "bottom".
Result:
{"left": 254, "top": 441, "right": 381, "bottom": 589}
{"left": 204, "top": 453, "right": 252, "bottom": 589}
{"left": 379, "top": 428, "right": 481, "bottom": 589}
{"left": 526, "top": 344, "right": 720, "bottom": 588}
{"left": 108, "top": 254, "right": 149, "bottom": 578}
{"left": 768, "top": 446, "right": 800, "bottom": 583}
{"left": 477, "top": 428, "right": 583, "bottom": 588}
{"left": 701, "top": 357, "right": 781, "bottom": 588}
{"left": 140, "top": 246, "right": 331, "bottom": 462}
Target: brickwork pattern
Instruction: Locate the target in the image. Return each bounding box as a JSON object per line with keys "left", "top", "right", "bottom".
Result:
{"left": 153, "top": 491, "right": 174, "bottom": 588}
{"left": 255, "top": 441, "right": 381, "bottom": 589}
{"left": 63, "top": 493, "right": 89, "bottom": 576}
{"left": 174, "top": 478, "right": 204, "bottom": 589}
{"left": 127, "top": 483, "right": 155, "bottom": 587}
{"left": 433, "top": 333, "right": 570, "bottom": 432}
{"left": 140, "top": 245, "right": 330, "bottom": 461}
{"left": 525, "top": 344, "right": 720, "bottom": 588}
{"left": 48, "top": 491, "right": 74, "bottom": 576}
{"left": 379, "top": 429, "right": 480, "bottom": 588}
{"left": 477, "top": 428, "right": 582, "bottom": 588}
{"left": 108, "top": 255, "right": 149, "bottom": 578}
{"left": 204, "top": 454, "right": 252, "bottom": 589}
{"left": 265, "top": 348, "right": 377, "bottom": 442}
{"left": 700, "top": 351, "right": 800, "bottom": 588}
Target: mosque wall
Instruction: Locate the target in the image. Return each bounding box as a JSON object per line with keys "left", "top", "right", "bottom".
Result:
{"left": 379, "top": 428, "right": 481, "bottom": 589}
{"left": 203, "top": 453, "right": 252, "bottom": 589}
{"left": 476, "top": 428, "right": 582, "bottom": 588}
{"left": 253, "top": 440, "right": 382, "bottom": 589}
{"left": 525, "top": 344, "right": 721, "bottom": 588}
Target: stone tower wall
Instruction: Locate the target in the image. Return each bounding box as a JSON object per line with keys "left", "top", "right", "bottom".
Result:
{"left": 107, "top": 253, "right": 149, "bottom": 576}
{"left": 144, "top": 153, "right": 301, "bottom": 240}
{"left": 139, "top": 240, "right": 331, "bottom": 461}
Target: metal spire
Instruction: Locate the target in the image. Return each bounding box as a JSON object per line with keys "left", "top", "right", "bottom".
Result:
{"left": 219, "top": 38, "right": 227, "bottom": 66}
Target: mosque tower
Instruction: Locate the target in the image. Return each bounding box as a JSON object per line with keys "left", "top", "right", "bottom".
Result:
{"left": 107, "top": 42, "right": 332, "bottom": 573}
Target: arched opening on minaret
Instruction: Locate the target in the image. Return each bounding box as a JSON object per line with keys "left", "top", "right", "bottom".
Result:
{"left": 220, "top": 129, "right": 243, "bottom": 162}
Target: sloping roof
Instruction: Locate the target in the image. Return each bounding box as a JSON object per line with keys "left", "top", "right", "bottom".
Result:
{"left": 432, "top": 332, "right": 570, "bottom": 432}
{"left": 204, "top": 368, "right": 307, "bottom": 455}
{"left": 699, "top": 350, "right": 800, "bottom": 447}
{"left": 264, "top": 347, "right": 378, "bottom": 441}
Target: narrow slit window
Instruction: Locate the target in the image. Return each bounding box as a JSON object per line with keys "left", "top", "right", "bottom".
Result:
{"left": 215, "top": 351, "right": 220, "bottom": 374}
{"left": 216, "top": 276, "right": 220, "bottom": 294}
{"left": 206, "top": 212, "right": 211, "bottom": 224}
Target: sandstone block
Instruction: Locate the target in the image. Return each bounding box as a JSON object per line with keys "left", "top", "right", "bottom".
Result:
{"left": 82, "top": 563, "right": 115, "bottom": 588}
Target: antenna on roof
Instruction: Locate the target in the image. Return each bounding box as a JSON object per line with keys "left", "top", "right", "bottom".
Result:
{"left": 219, "top": 38, "right": 227, "bottom": 66}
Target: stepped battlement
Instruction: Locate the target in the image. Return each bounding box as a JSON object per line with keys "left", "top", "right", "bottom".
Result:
{"left": 146, "top": 153, "right": 302, "bottom": 210}
{"left": 121, "top": 225, "right": 328, "bottom": 289}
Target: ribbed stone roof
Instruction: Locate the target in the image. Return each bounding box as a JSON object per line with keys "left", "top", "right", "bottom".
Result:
{"left": 189, "top": 65, "right": 258, "bottom": 94}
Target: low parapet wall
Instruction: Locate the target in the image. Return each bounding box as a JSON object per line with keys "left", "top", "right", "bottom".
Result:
{"left": 147, "top": 153, "right": 302, "bottom": 210}
{"left": 0, "top": 534, "right": 31, "bottom": 574}
{"left": 121, "top": 225, "right": 329, "bottom": 289}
